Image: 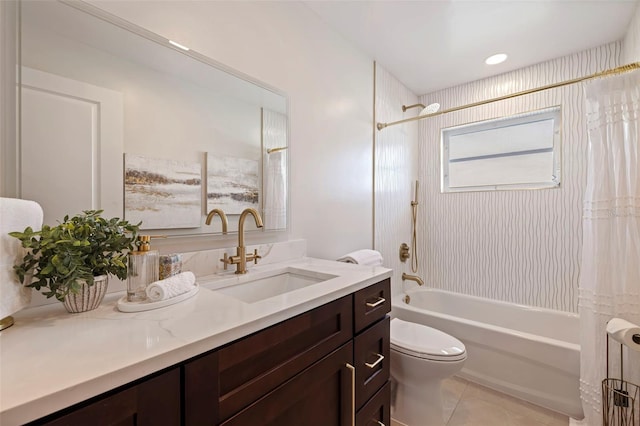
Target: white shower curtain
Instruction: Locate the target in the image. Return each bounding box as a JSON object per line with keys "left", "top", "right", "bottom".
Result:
{"left": 579, "top": 69, "right": 640, "bottom": 425}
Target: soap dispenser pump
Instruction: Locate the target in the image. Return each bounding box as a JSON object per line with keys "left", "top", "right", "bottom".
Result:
{"left": 127, "top": 235, "right": 159, "bottom": 302}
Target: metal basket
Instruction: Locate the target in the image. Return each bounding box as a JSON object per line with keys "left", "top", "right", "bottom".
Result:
{"left": 603, "top": 332, "right": 640, "bottom": 426}
{"left": 603, "top": 378, "right": 639, "bottom": 426}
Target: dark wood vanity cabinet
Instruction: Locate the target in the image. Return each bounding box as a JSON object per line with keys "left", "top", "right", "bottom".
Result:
{"left": 30, "top": 278, "right": 391, "bottom": 426}
{"left": 184, "top": 277, "right": 391, "bottom": 426}
{"left": 30, "top": 367, "right": 181, "bottom": 426}
{"left": 353, "top": 278, "right": 391, "bottom": 426}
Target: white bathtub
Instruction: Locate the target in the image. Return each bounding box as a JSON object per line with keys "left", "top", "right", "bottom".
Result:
{"left": 392, "top": 287, "right": 583, "bottom": 419}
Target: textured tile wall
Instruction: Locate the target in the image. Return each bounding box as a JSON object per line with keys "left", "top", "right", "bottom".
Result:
{"left": 374, "top": 64, "right": 419, "bottom": 295}
{"left": 417, "top": 43, "right": 621, "bottom": 312}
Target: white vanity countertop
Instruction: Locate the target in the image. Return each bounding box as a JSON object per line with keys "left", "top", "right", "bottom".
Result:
{"left": 0, "top": 257, "right": 391, "bottom": 425}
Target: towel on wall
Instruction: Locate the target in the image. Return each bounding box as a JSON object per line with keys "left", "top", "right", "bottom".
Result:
{"left": 146, "top": 271, "right": 196, "bottom": 302}
{"left": 0, "top": 197, "right": 44, "bottom": 319}
{"left": 337, "top": 249, "right": 384, "bottom": 267}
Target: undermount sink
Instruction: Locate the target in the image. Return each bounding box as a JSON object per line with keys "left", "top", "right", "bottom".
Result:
{"left": 204, "top": 267, "right": 338, "bottom": 304}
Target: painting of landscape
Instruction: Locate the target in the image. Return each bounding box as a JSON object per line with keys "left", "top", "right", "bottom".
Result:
{"left": 207, "top": 154, "right": 259, "bottom": 214}
{"left": 125, "top": 154, "right": 201, "bottom": 229}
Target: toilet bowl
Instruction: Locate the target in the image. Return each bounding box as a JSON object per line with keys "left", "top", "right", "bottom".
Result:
{"left": 390, "top": 318, "right": 467, "bottom": 426}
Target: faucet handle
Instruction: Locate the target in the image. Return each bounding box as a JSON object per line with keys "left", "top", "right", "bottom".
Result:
{"left": 252, "top": 249, "right": 261, "bottom": 265}
{"left": 220, "top": 253, "right": 229, "bottom": 270}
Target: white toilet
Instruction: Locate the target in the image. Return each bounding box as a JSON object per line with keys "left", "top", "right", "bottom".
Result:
{"left": 390, "top": 318, "right": 467, "bottom": 426}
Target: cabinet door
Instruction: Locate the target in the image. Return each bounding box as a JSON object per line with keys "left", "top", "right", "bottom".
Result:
{"left": 221, "top": 342, "right": 354, "bottom": 426}
{"left": 32, "top": 368, "right": 180, "bottom": 426}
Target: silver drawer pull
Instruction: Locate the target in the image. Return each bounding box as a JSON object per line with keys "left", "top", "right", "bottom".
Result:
{"left": 365, "top": 353, "right": 385, "bottom": 369}
{"left": 366, "top": 297, "right": 386, "bottom": 308}
{"left": 376, "top": 422, "right": 385, "bottom": 426}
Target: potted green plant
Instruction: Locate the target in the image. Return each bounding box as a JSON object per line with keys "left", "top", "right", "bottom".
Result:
{"left": 10, "top": 210, "right": 140, "bottom": 313}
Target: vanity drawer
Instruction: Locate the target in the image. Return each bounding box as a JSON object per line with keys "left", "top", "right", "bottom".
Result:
{"left": 33, "top": 367, "right": 181, "bottom": 426}
{"left": 354, "top": 278, "right": 391, "bottom": 333}
{"left": 354, "top": 316, "right": 390, "bottom": 409}
{"left": 356, "top": 381, "right": 391, "bottom": 426}
{"left": 216, "top": 294, "right": 353, "bottom": 422}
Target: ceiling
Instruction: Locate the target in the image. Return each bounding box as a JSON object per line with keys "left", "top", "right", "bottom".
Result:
{"left": 303, "top": 0, "right": 639, "bottom": 95}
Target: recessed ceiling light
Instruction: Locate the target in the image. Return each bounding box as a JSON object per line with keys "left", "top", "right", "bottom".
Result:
{"left": 485, "top": 53, "right": 507, "bottom": 65}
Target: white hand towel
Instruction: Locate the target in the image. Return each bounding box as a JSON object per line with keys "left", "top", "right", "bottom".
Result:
{"left": 146, "top": 271, "right": 196, "bottom": 302}
{"left": 337, "top": 249, "right": 383, "bottom": 267}
{"left": 0, "top": 197, "right": 44, "bottom": 318}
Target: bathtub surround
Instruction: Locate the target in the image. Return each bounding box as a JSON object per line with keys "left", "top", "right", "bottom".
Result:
{"left": 579, "top": 70, "right": 640, "bottom": 425}
{"left": 419, "top": 42, "right": 621, "bottom": 313}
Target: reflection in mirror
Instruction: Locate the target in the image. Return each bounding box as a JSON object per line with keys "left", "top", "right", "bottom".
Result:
{"left": 17, "top": 0, "right": 288, "bottom": 235}
{"left": 441, "top": 107, "right": 561, "bottom": 192}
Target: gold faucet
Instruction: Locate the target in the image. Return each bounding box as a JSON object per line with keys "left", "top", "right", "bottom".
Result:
{"left": 205, "top": 208, "right": 228, "bottom": 233}
{"left": 220, "top": 208, "right": 264, "bottom": 274}
{"left": 402, "top": 273, "right": 424, "bottom": 286}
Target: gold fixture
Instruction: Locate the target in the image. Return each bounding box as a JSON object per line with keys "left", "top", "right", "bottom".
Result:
{"left": 402, "top": 103, "right": 426, "bottom": 112}
{"left": 410, "top": 180, "right": 419, "bottom": 273}
{"left": 267, "top": 147, "right": 288, "bottom": 154}
{"left": 220, "top": 208, "right": 264, "bottom": 274}
{"left": 403, "top": 294, "right": 411, "bottom": 304}
{"left": 346, "top": 363, "right": 356, "bottom": 426}
{"left": 0, "top": 316, "right": 14, "bottom": 331}
{"left": 399, "top": 243, "right": 410, "bottom": 262}
{"left": 377, "top": 62, "right": 640, "bottom": 130}
{"left": 205, "top": 208, "right": 228, "bottom": 234}
{"left": 365, "top": 353, "right": 385, "bottom": 369}
{"left": 402, "top": 273, "right": 424, "bottom": 286}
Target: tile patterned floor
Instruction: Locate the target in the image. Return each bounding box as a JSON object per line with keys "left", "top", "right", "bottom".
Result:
{"left": 392, "top": 376, "right": 569, "bottom": 426}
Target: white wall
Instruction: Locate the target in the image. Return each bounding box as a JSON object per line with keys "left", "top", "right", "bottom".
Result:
{"left": 0, "top": 1, "right": 18, "bottom": 198}
{"left": 622, "top": 1, "right": 640, "bottom": 64}
{"left": 418, "top": 43, "right": 621, "bottom": 313}
{"left": 88, "top": 1, "right": 374, "bottom": 260}
{"left": 374, "top": 64, "right": 419, "bottom": 296}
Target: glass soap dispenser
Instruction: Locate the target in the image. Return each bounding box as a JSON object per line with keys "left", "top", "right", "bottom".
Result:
{"left": 127, "top": 235, "right": 159, "bottom": 302}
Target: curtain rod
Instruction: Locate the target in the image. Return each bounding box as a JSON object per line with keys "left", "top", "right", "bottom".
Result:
{"left": 376, "top": 62, "right": 640, "bottom": 131}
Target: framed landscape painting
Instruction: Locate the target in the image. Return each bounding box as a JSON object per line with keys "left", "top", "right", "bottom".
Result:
{"left": 207, "top": 153, "right": 259, "bottom": 214}
{"left": 124, "top": 154, "right": 201, "bottom": 229}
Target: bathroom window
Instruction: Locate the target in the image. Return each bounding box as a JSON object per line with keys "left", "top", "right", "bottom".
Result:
{"left": 441, "top": 107, "right": 561, "bottom": 192}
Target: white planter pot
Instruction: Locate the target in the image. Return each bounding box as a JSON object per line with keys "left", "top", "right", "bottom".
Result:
{"left": 62, "top": 275, "right": 109, "bottom": 313}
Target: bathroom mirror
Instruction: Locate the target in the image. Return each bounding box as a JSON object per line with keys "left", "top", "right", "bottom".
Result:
{"left": 441, "top": 107, "right": 561, "bottom": 192}
{"left": 16, "top": 0, "right": 288, "bottom": 235}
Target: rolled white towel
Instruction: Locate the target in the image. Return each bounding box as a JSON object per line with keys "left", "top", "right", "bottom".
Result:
{"left": 337, "top": 249, "right": 383, "bottom": 267}
{"left": 146, "top": 271, "right": 196, "bottom": 302}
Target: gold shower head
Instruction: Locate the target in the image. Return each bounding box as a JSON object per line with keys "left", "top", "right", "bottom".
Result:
{"left": 402, "top": 103, "right": 426, "bottom": 112}
{"left": 402, "top": 103, "right": 441, "bottom": 116}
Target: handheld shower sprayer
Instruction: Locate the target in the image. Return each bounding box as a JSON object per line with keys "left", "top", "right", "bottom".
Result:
{"left": 411, "top": 180, "right": 419, "bottom": 273}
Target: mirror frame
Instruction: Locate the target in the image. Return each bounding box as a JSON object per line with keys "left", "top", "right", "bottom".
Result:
{"left": 13, "top": 0, "right": 290, "bottom": 238}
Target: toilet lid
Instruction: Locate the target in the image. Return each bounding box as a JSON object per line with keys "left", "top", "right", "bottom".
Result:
{"left": 390, "top": 318, "right": 466, "bottom": 361}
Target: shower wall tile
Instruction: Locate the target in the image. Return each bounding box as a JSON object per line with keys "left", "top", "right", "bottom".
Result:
{"left": 418, "top": 43, "right": 621, "bottom": 313}
{"left": 374, "top": 64, "right": 419, "bottom": 296}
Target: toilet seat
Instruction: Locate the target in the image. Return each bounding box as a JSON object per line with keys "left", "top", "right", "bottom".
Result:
{"left": 391, "top": 318, "right": 466, "bottom": 362}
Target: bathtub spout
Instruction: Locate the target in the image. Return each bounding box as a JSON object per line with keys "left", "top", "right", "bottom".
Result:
{"left": 402, "top": 273, "right": 424, "bottom": 286}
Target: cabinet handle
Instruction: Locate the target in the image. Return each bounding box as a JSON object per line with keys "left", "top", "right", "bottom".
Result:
{"left": 366, "top": 297, "right": 386, "bottom": 308}
{"left": 365, "top": 353, "right": 385, "bottom": 369}
{"left": 346, "top": 363, "right": 355, "bottom": 426}
{"left": 376, "top": 422, "right": 385, "bottom": 426}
